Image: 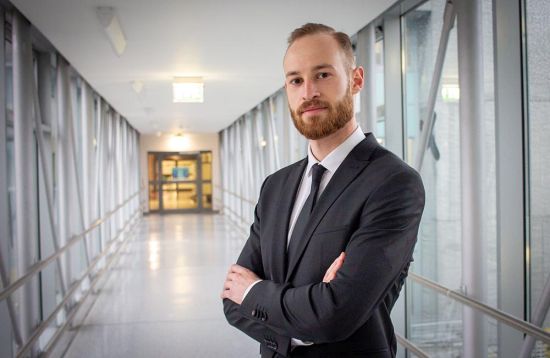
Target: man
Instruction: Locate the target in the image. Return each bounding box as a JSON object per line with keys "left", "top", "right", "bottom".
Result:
{"left": 222, "top": 23, "right": 425, "bottom": 358}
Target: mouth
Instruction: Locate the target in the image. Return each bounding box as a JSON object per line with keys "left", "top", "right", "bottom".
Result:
{"left": 300, "top": 107, "right": 327, "bottom": 115}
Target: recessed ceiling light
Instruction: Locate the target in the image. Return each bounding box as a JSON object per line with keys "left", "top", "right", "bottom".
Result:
{"left": 132, "top": 80, "right": 144, "bottom": 94}
{"left": 96, "top": 7, "right": 127, "bottom": 56}
{"left": 173, "top": 77, "right": 204, "bottom": 103}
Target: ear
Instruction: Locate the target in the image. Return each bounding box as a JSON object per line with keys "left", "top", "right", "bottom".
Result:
{"left": 350, "top": 66, "right": 364, "bottom": 95}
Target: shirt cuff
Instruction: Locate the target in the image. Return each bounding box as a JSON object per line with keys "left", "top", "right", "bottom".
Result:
{"left": 291, "top": 338, "right": 314, "bottom": 347}
{"left": 242, "top": 279, "right": 262, "bottom": 301}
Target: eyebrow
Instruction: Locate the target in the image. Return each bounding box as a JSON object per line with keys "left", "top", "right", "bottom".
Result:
{"left": 285, "top": 64, "right": 336, "bottom": 78}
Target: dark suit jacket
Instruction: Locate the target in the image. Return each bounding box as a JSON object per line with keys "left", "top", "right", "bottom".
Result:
{"left": 223, "top": 133, "right": 425, "bottom": 357}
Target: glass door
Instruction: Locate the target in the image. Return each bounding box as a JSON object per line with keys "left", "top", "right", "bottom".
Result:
{"left": 148, "top": 151, "right": 212, "bottom": 212}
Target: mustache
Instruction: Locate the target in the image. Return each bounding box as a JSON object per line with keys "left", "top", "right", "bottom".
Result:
{"left": 297, "top": 99, "right": 330, "bottom": 114}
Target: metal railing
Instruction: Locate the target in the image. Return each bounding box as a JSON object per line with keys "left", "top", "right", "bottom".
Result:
{"left": 0, "top": 188, "right": 144, "bottom": 357}
{"left": 408, "top": 272, "right": 550, "bottom": 346}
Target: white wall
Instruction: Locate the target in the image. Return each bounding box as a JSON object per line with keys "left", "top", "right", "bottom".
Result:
{"left": 139, "top": 132, "right": 221, "bottom": 213}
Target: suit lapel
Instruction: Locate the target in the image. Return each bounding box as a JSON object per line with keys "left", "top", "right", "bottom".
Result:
{"left": 269, "top": 158, "right": 307, "bottom": 283}
{"left": 284, "top": 134, "right": 379, "bottom": 282}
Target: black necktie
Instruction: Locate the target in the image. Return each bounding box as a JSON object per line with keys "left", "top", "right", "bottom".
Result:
{"left": 287, "top": 163, "right": 327, "bottom": 266}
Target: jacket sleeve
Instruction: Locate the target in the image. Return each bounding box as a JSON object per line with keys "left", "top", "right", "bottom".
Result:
{"left": 238, "top": 169, "right": 425, "bottom": 344}
{"left": 222, "top": 176, "right": 292, "bottom": 356}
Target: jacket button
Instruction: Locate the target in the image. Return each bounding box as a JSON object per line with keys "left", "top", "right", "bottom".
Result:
{"left": 251, "top": 309, "right": 257, "bottom": 317}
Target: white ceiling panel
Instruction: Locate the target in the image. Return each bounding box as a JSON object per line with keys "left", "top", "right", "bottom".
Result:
{"left": 10, "top": 0, "right": 397, "bottom": 133}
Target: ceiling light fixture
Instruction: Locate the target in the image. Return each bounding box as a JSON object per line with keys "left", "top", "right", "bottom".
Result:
{"left": 132, "top": 80, "right": 144, "bottom": 94}
{"left": 173, "top": 77, "right": 204, "bottom": 103}
{"left": 97, "top": 7, "right": 127, "bottom": 56}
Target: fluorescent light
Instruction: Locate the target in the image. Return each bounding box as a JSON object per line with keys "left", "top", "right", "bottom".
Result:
{"left": 173, "top": 77, "right": 204, "bottom": 103}
{"left": 97, "top": 7, "right": 127, "bottom": 56}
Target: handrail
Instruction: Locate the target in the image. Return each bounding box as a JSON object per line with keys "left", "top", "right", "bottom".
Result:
{"left": 213, "top": 184, "right": 256, "bottom": 205}
{"left": 16, "top": 210, "right": 141, "bottom": 357}
{"left": 396, "top": 333, "right": 429, "bottom": 358}
{"left": 408, "top": 272, "right": 550, "bottom": 345}
{"left": 0, "top": 190, "right": 141, "bottom": 302}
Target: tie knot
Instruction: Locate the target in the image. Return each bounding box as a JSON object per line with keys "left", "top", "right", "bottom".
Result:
{"left": 311, "top": 164, "right": 327, "bottom": 186}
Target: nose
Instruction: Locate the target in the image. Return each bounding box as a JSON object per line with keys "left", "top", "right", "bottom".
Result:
{"left": 301, "top": 79, "right": 320, "bottom": 101}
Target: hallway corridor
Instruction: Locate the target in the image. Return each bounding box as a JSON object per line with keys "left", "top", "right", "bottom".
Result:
{"left": 63, "top": 214, "right": 257, "bottom": 357}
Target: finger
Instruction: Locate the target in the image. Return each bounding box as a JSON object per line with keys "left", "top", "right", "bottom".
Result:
{"left": 323, "top": 257, "right": 339, "bottom": 281}
{"left": 323, "top": 271, "right": 335, "bottom": 283}
{"left": 230, "top": 264, "right": 247, "bottom": 274}
{"left": 323, "top": 265, "right": 337, "bottom": 282}
{"left": 332, "top": 257, "right": 344, "bottom": 272}
{"left": 227, "top": 272, "right": 240, "bottom": 282}
{"left": 221, "top": 290, "right": 230, "bottom": 299}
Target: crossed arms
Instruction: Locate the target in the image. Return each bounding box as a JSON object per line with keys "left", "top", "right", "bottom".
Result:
{"left": 222, "top": 170, "right": 425, "bottom": 356}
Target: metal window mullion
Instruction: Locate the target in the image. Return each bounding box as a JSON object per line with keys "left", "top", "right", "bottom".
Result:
{"left": 0, "top": 6, "right": 24, "bottom": 349}
{"left": 32, "top": 53, "right": 68, "bottom": 297}
{"left": 12, "top": 11, "right": 40, "bottom": 349}
{"left": 55, "top": 54, "right": 72, "bottom": 290}
{"left": 61, "top": 62, "right": 92, "bottom": 277}
{"left": 456, "top": 0, "right": 488, "bottom": 356}
{"left": 382, "top": 11, "right": 404, "bottom": 158}
{"left": 357, "top": 23, "right": 377, "bottom": 133}
{"left": 268, "top": 97, "right": 281, "bottom": 170}
{"left": 81, "top": 83, "right": 94, "bottom": 257}
{"left": 93, "top": 98, "right": 105, "bottom": 254}
{"left": 493, "top": 0, "right": 527, "bottom": 356}
{"left": 381, "top": 10, "right": 406, "bottom": 356}
{"left": 413, "top": 0, "right": 456, "bottom": 171}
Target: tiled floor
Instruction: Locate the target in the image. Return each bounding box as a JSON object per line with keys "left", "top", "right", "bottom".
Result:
{"left": 64, "top": 214, "right": 258, "bottom": 358}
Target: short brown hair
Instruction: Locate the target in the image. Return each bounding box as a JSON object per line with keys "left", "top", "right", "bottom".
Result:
{"left": 287, "top": 23, "right": 355, "bottom": 69}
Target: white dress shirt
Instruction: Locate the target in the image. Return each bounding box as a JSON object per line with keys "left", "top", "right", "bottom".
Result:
{"left": 242, "top": 125, "right": 366, "bottom": 347}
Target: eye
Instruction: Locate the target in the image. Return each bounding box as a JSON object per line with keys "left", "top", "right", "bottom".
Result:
{"left": 317, "top": 72, "right": 330, "bottom": 79}
{"left": 289, "top": 78, "right": 303, "bottom": 85}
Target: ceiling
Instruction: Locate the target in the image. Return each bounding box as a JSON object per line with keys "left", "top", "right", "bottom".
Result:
{"left": 10, "top": 0, "right": 397, "bottom": 134}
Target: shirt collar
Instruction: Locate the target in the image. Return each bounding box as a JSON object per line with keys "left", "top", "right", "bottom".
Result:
{"left": 306, "top": 125, "right": 365, "bottom": 177}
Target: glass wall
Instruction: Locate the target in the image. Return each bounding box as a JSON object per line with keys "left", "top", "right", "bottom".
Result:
{"left": 525, "top": 0, "right": 550, "bottom": 354}
{"left": 402, "top": 1, "right": 463, "bottom": 355}
{"left": 0, "top": 7, "right": 141, "bottom": 356}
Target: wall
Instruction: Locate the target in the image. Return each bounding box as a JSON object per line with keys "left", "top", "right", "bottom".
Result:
{"left": 140, "top": 132, "right": 221, "bottom": 213}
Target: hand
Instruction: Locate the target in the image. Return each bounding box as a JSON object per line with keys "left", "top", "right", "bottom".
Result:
{"left": 323, "top": 252, "right": 345, "bottom": 283}
{"left": 221, "top": 264, "right": 260, "bottom": 304}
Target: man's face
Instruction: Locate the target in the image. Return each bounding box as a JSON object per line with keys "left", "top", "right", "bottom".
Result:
{"left": 283, "top": 33, "right": 360, "bottom": 140}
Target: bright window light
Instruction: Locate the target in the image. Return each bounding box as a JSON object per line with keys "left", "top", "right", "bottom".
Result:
{"left": 441, "top": 83, "right": 460, "bottom": 102}
{"left": 173, "top": 77, "right": 204, "bottom": 103}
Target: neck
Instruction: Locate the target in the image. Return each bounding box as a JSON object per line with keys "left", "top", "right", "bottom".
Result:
{"left": 309, "top": 118, "right": 358, "bottom": 161}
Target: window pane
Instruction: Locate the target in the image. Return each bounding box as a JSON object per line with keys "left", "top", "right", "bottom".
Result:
{"left": 375, "top": 39, "right": 385, "bottom": 144}
{"left": 402, "top": 1, "right": 462, "bottom": 355}
{"left": 525, "top": 0, "right": 550, "bottom": 347}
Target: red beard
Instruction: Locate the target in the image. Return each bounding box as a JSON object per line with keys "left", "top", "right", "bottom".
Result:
{"left": 290, "top": 88, "right": 354, "bottom": 140}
